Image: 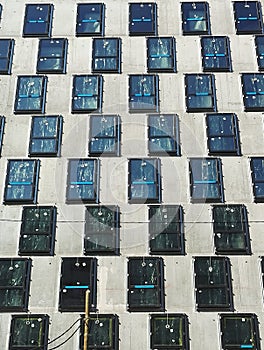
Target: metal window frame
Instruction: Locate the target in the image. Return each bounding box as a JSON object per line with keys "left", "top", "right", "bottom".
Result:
{"left": 23, "top": 4, "right": 54, "bottom": 38}
{"left": 250, "top": 157, "right": 264, "bottom": 202}
{"left": 241, "top": 73, "right": 264, "bottom": 111}
{"left": 201, "top": 36, "right": 232, "bottom": 72}
{"left": 0, "top": 39, "right": 15, "bottom": 75}
{"left": 147, "top": 36, "right": 177, "bottom": 73}
{"left": 255, "top": 35, "right": 264, "bottom": 71}
{"left": 129, "top": 2, "right": 158, "bottom": 36}
{"left": 182, "top": 1, "right": 211, "bottom": 35}
{"left": 234, "top": 1, "right": 263, "bottom": 35}
{"left": 76, "top": 3, "right": 105, "bottom": 37}
{"left": 92, "top": 37, "right": 122, "bottom": 73}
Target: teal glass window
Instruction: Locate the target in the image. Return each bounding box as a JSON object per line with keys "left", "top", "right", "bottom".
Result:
{"left": 234, "top": 1, "right": 263, "bottom": 34}
{"left": 250, "top": 157, "right": 264, "bottom": 202}
{"left": 37, "top": 38, "right": 68, "bottom": 74}
{"left": 255, "top": 35, "right": 264, "bottom": 70}
{"left": 242, "top": 73, "right": 264, "bottom": 111}
{"left": 129, "top": 3, "right": 157, "bottom": 36}
{"left": 76, "top": 3, "right": 105, "bottom": 37}
{"left": 147, "top": 37, "right": 176, "bottom": 72}
{"left": 0, "top": 39, "right": 15, "bottom": 74}
{"left": 201, "top": 36, "right": 232, "bottom": 72}
{"left": 92, "top": 38, "right": 121, "bottom": 73}
{"left": 182, "top": 2, "right": 211, "bottom": 35}
{"left": 23, "top": 4, "right": 53, "bottom": 37}
{"left": 129, "top": 75, "right": 159, "bottom": 112}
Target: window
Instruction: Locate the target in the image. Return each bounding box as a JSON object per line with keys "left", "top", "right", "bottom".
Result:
{"left": 220, "top": 314, "right": 260, "bottom": 350}
{"left": 206, "top": 114, "right": 241, "bottom": 156}
{"left": 9, "top": 315, "right": 49, "bottom": 350}
{"left": 23, "top": 4, "right": 53, "bottom": 37}
{"left": 194, "top": 257, "right": 233, "bottom": 311}
{"left": 4, "top": 160, "right": 40, "bottom": 204}
{"left": 59, "top": 257, "right": 97, "bottom": 312}
{"left": 72, "top": 75, "right": 103, "bottom": 113}
{"left": 76, "top": 3, "right": 105, "bottom": 37}
{"left": 84, "top": 205, "right": 120, "bottom": 255}
{"left": 128, "top": 158, "right": 162, "bottom": 203}
{"left": 80, "top": 314, "right": 119, "bottom": 350}
{"left": 29, "top": 116, "right": 63, "bottom": 157}
{"left": 66, "top": 159, "right": 100, "bottom": 203}
{"left": 92, "top": 38, "right": 121, "bottom": 73}
{"left": 234, "top": 1, "right": 263, "bottom": 35}
{"left": 14, "top": 76, "right": 47, "bottom": 114}
{"left": 255, "top": 35, "right": 264, "bottom": 70}
{"left": 241, "top": 73, "right": 264, "bottom": 111}
{"left": 148, "top": 114, "right": 180, "bottom": 156}
{"left": 189, "top": 158, "right": 224, "bottom": 203}
{"left": 201, "top": 36, "right": 232, "bottom": 72}
{"left": 150, "top": 314, "right": 189, "bottom": 350}
{"left": 37, "top": 38, "right": 68, "bottom": 74}
{"left": 129, "top": 75, "right": 159, "bottom": 112}
{"left": 0, "top": 116, "right": 5, "bottom": 156}
{"left": 127, "top": 257, "right": 165, "bottom": 312}
{"left": 147, "top": 37, "right": 177, "bottom": 72}
{"left": 89, "top": 115, "right": 121, "bottom": 157}
{"left": 182, "top": 2, "right": 211, "bottom": 35}
{"left": 0, "top": 258, "right": 31, "bottom": 311}
{"left": 18, "top": 206, "right": 57, "bottom": 256}
{"left": 185, "top": 74, "right": 217, "bottom": 112}
{"left": 0, "top": 39, "right": 15, "bottom": 74}
{"left": 250, "top": 157, "right": 264, "bottom": 202}
{"left": 129, "top": 3, "right": 157, "bottom": 36}
{"left": 149, "top": 205, "right": 185, "bottom": 255}
{"left": 213, "top": 205, "right": 251, "bottom": 254}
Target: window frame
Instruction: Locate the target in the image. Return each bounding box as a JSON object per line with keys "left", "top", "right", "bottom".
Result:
{"left": 92, "top": 38, "right": 121, "bottom": 73}
{"left": 0, "top": 39, "right": 15, "bottom": 75}
{"left": 23, "top": 4, "right": 54, "bottom": 38}
{"left": 182, "top": 2, "right": 211, "bottom": 35}
{"left": 129, "top": 2, "right": 158, "bottom": 36}
{"left": 201, "top": 36, "right": 232, "bottom": 72}
{"left": 233, "top": 1, "right": 263, "bottom": 35}
{"left": 250, "top": 157, "right": 264, "bottom": 202}
{"left": 147, "top": 37, "right": 177, "bottom": 73}
{"left": 0, "top": 116, "right": 5, "bottom": 157}
{"left": 255, "top": 35, "right": 264, "bottom": 71}
{"left": 76, "top": 3, "right": 105, "bottom": 37}
{"left": 241, "top": 73, "right": 264, "bottom": 111}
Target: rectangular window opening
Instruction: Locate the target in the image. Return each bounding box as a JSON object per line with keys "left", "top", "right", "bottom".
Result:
{"left": 250, "top": 157, "right": 264, "bottom": 202}
{"left": 147, "top": 37, "right": 177, "bottom": 73}
{"left": 92, "top": 38, "right": 121, "bottom": 73}
{"left": 37, "top": 38, "right": 68, "bottom": 74}
{"left": 201, "top": 36, "right": 232, "bottom": 72}
{"left": 241, "top": 73, "right": 264, "bottom": 111}
{"left": 182, "top": 2, "right": 211, "bottom": 35}
{"left": 129, "top": 3, "right": 157, "bottom": 36}
{"left": 23, "top": 4, "right": 53, "bottom": 37}
{"left": 0, "top": 39, "right": 15, "bottom": 74}
{"left": 76, "top": 3, "right": 105, "bottom": 37}
{"left": 234, "top": 1, "right": 263, "bottom": 34}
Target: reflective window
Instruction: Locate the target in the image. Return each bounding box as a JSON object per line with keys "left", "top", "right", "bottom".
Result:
{"left": 37, "top": 38, "right": 68, "bottom": 74}
{"left": 14, "top": 76, "right": 47, "bottom": 114}
{"left": 213, "top": 205, "right": 251, "bottom": 254}
{"left": 194, "top": 257, "right": 233, "bottom": 311}
{"left": 84, "top": 206, "right": 120, "bottom": 255}
{"left": 147, "top": 37, "right": 176, "bottom": 72}
{"left": 23, "top": 4, "right": 53, "bottom": 37}
{"left": 129, "top": 75, "right": 159, "bottom": 112}
{"left": 89, "top": 115, "right": 121, "bottom": 157}
{"left": 148, "top": 114, "right": 180, "bottom": 156}
{"left": 185, "top": 74, "right": 217, "bottom": 112}
{"left": 0, "top": 258, "right": 31, "bottom": 311}
{"left": 201, "top": 36, "right": 232, "bottom": 72}
{"left": 18, "top": 206, "right": 57, "bottom": 256}
{"left": 0, "top": 116, "right": 5, "bottom": 156}
{"left": 66, "top": 159, "right": 100, "bottom": 203}
{"left": 4, "top": 160, "right": 40, "bottom": 204}
{"left": 59, "top": 257, "right": 97, "bottom": 312}
{"left": 0, "top": 39, "right": 14, "bottom": 74}
{"left": 72, "top": 75, "right": 103, "bottom": 113}
{"left": 127, "top": 257, "right": 165, "bottom": 312}
{"left": 189, "top": 158, "right": 224, "bottom": 203}
{"left": 182, "top": 2, "right": 211, "bottom": 35}
{"left": 250, "top": 157, "right": 264, "bottom": 202}
{"left": 255, "top": 35, "right": 264, "bottom": 70}
{"left": 128, "top": 158, "right": 162, "bottom": 203}
{"left": 206, "top": 113, "right": 241, "bottom": 156}
{"left": 242, "top": 73, "right": 264, "bottom": 111}
{"left": 9, "top": 315, "right": 49, "bottom": 350}
{"left": 234, "top": 1, "right": 263, "bottom": 34}
{"left": 149, "top": 205, "right": 185, "bottom": 255}
{"left": 92, "top": 38, "right": 121, "bottom": 73}
{"left": 76, "top": 3, "right": 105, "bottom": 36}
{"left": 129, "top": 3, "right": 157, "bottom": 36}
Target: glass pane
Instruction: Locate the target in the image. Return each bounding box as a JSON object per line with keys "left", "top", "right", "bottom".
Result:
{"left": 151, "top": 316, "right": 184, "bottom": 347}
{"left": 197, "top": 287, "right": 228, "bottom": 306}
{"left": 11, "top": 317, "right": 44, "bottom": 346}
{"left": 77, "top": 4, "right": 103, "bottom": 35}
{"left": 24, "top": 4, "right": 52, "bottom": 36}
{"left": 222, "top": 317, "right": 255, "bottom": 347}
{"left": 89, "top": 318, "right": 112, "bottom": 348}
{"left": 195, "top": 258, "right": 226, "bottom": 285}
{"left": 130, "top": 3, "right": 156, "bottom": 35}
{"left": 215, "top": 232, "right": 246, "bottom": 251}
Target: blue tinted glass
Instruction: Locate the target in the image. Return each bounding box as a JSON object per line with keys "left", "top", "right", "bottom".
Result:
{"left": 129, "top": 75, "right": 159, "bottom": 112}
{"left": 0, "top": 39, "right": 14, "bottom": 74}
{"left": 201, "top": 37, "right": 232, "bottom": 71}
{"left": 76, "top": 4, "right": 105, "bottom": 36}
{"left": 234, "top": 1, "right": 263, "bottom": 34}
{"left": 23, "top": 4, "right": 53, "bottom": 37}
{"left": 37, "top": 39, "right": 67, "bottom": 73}
{"left": 251, "top": 158, "right": 264, "bottom": 202}
{"left": 182, "top": 2, "right": 210, "bottom": 35}
{"left": 255, "top": 36, "right": 264, "bottom": 70}
{"left": 129, "top": 3, "right": 157, "bottom": 36}
{"left": 147, "top": 37, "right": 176, "bottom": 72}
{"left": 242, "top": 73, "right": 264, "bottom": 111}
{"left": 92, "top": 38, "right": 121, "bottom": 72}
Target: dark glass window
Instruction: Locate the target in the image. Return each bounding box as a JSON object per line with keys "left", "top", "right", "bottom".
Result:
{"left": 206, "top": 113, "right": 241, "bottom": 156}
{"left": 72, "top": 75, "right": 103, "bottom": 113}
{"left": 129, "top": 3, "right": 157, "bottom": 36}
{"left": 241, "top": 73, "right": 264, "bottom": 111}
{"left": 9, "top": 315, "right": 49, "bottom": 350}
{"left": 29, "top": 115, "right": 63, "bottom": 157}
{"left": 59, "top": 257, "right": 97, "bottom": 312}
{"left": 194, "top": 257, "right": 233, "bottom": 311}
{"left": 129, "top": 75, "right": 159, "bottom": 112}
{"left": 0, "top": 116, "right": 5, "bottom": 156}
{"left": 84, "top": 205, "right": 120, "bottom": 255}
{"left": 255, "top": 35, "right": 264, "bottom": 70}
{"left": 213, "top": 205, "right": 251, "bottom": 255}
{"left": 89, "top": 115, "right": 121, "bottom": 157}
{"left": 0, "top": 39, "right": 14, "bottom": 74}
{"left": 149, "top": 205, "right": 185, "bottom": 255}
{"left": 220, "top": 314, "right": 260, "bottom": 350}
{"left": 92, "top": 38, "right": 121, "bottom": 73}
{"left": 80, "top": 314, "right": 119, "bottom": 350}
{"left": 148, "top": 114, "right": 180, "bottom": 156}
{"left": 182, "top": 2, "right": 211, "bottom": 35}
{"left": 18, "top": 206, "right": 57, "bottom": 256}
{"left": 128, "top": 158, "right": 162, "bottom": 203}
{"left": 250, "top": 157, "right": 264, "bottom": 202}
{"left": 0, "top": 258, "right": 31, "bottom": 311}
{"left": 185, "top": 74, "right": 217, "bottom": 112}
{"left": 4, "top": 160, "right": 40, "bottom": 204}
{"left": 23, "top": 4, "right": 53, "bottom": 37}
{"left": 147, "top": 37, "right": 176, "bottom": 72}
{"left": 150, "top": 314, "right": 189, "bottom": 350}
{"left": 189, "top": 158, "right": 224, "bottom": 203}
{"left": 37, "top": 38, "right": 68, "bottom": 74}
{"left": 201, "top": 36, "right": 232, "bottom": 72}
{"left": 14, "top": 76, "right": 47, "bottom": 114}
{"left": 76, "top": 3, "right": 105, "bottom": 37}
{"left": 66, "top": 159, "right": 100, "bottom": 203}
{"left": 234, "top": 1, "right": 263, "bottom": 34}
{"left": 127, "top": 257, "right": 165, "bottom": 312}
